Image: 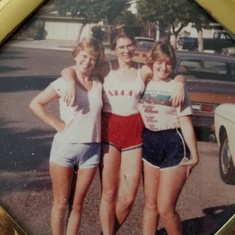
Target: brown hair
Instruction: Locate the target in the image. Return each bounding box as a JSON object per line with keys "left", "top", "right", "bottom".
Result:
{"left": 145, "top": 40, "right": 177, "bottom": 69}
{"left": 72, "top": 37, "right": 105, "bottom": 67}
{"left": 110, "top": 25, "right": 137, "bottom": 51}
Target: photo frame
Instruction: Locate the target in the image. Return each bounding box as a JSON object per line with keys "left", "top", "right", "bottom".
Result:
{"left": 0, "top": 1, "right": 235, "bottom": 234}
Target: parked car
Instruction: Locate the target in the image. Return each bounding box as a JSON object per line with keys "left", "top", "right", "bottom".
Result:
{"left": 221, "top": 46, "right": 235, "bottom": 57}
{"left": 214, "top": 103, "right": 235, "bottom": 184}
{"left": 133, "top": 41, "right": 155, "bottom": 63}
{"left": 177, "top": 32, "right": 235, "bottom": 51}
{"left": 175, "top": 51, "right": 235, "bottom": 140}
{"left": 135, "top": 37, "right": 155, "bottom": 44}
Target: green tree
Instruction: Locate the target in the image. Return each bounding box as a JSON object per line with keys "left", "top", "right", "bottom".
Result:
{"left": 103, "top": 0, "right": 128, "bottom": 25}
{"left": 137, "top": 0, "right": 215, "bottom": 50}
{"left": 55, "top": 0, "right": 105, "bottom": 40}
{"left": 54, "top": 0, "right": 130, "bottom": 41}
{"left": 91, "top": 25, "right": 104, "bottom": 41}
{"left": 137, "top": 0, "right": 193, "bottom": 48}
{"left": 186, "top": 0, "right": 215, "bottom": 52}
{"left": 115, "top": 10, "right": 142, "bottom": 36}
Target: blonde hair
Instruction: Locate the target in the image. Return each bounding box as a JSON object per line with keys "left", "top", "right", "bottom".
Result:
{"left": 145, "top": 40, "right": 176, "bottom": 69}
{"left": 72, "top": 37, "right": 105, "bottom": 67}
{"left": 110, "top": 25, "right": 137, "bottom": 51}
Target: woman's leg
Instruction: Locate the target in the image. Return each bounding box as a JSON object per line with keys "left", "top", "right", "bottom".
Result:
{"left": 50, "top": 163, "right": 74, "bottom": 235}
{"left": 100, "top": 144, "right": 121, "bottom": 235}
{"left": 157, "top": 166, "right": 187, "bottom": 235}
{"left": 142, "top": 161, "right": 160, "bottom": 235}
{"left": 66, "top": 166, "right": 97, "bottom": 235}
{"left": 115, "top": 147, "right": 142, "bottom": 232}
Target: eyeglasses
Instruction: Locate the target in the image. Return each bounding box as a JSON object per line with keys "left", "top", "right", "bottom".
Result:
{"left": 115, "top": 44, "right": 135, "bottom": 52}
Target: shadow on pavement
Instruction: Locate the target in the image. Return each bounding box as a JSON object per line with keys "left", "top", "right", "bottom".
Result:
{"left": 0, "top": 121, "right": 55, "bottom": 194}
{"left": 0, "top": 76, "right": 56, "bottom": 92}
{"left": 157, "top": 204, "right": 235, "bottom": 235}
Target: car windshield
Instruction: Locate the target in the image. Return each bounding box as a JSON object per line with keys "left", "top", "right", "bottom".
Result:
{"left": 137, "top": 42, "right": 155, "bottom": 51}
{"left": 176, "top": 58, "right": 235, "bottom": 82}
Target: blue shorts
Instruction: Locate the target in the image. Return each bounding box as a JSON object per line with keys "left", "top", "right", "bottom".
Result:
{"left": 142, "top": 128, "right": 190, "bottom": 169}
{"left": 49, "top": 138, "right": 101, "bottom": 168}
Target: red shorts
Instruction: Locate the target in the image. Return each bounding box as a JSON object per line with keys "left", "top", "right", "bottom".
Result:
{"left": 101, "top": 112, "right": 144, "bottom": 151}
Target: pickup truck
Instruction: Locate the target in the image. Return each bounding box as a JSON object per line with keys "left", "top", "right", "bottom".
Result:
{"left": 178, "top": 32, "right": 235, "bottom": 51}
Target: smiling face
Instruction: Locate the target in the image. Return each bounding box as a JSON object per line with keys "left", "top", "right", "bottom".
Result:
{"left": 114, "top": 37, "right": 136, "bottom": 63}
{"left": 74, "top": 50, "right": 98, "bottom": 75}
{"left": 152, "top": 55, "right": 173, "bottom": 81}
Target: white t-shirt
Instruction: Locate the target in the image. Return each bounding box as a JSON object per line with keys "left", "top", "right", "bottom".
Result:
{"left": 51, "top": 77, "right": 103, "bottom": 143}
{"left": 139, "top": 78, "right": 192, "bottom": 131}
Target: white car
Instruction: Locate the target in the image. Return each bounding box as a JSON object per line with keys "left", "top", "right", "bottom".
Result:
{"left": 214, "top": 103, "right": 235, "bottom": 184}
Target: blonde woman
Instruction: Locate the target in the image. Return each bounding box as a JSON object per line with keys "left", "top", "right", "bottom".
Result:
{"left": 29, "top": 37, "right": 104, "bottom": 235}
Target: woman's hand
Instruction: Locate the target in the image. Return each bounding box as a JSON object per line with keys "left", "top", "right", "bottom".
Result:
{"left": 171, "top": 74, "right": 186, "bottom": 107}
{"left": 61, "top": 66, "right": 77, "bottom": 106}
{"left": 63, "top": 81, "right": 76, "bottom": 106}
{"left": 55, "top": 121, "right": 66, "bottom": 133}
{"left": 179, "top": 157, "right": 199, "bottom": 178}
{"left": 171, "top": 81, "right": 185, "bottom": 107}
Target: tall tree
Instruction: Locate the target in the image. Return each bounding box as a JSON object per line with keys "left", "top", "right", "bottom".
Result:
{"left": 55, "top": 0, "right": 105, "bottom": 40}
{"left": 115, "top": 10, "right": 142, "bottom": 36}
{"left": 103, "top": 0, "right": 128, "bottom": 25}
{"left": 137, "top": 0, "right": 193, "bottom": 48}
{"left": 54, "top": 0, "right": 129, "bottom": 40}
{"left": 186, "top": 0, "right": 215, "bottom": 52}
{"left": 137, "top": 0, "right": 215, "bottom": 50}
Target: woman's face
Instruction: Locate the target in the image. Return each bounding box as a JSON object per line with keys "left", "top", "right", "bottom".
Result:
{"left": 75, "top": 50, "right": 97, "bottom": 75}
{"left": 114, "top": 37, "right": 136, "bottom": 63}
{"left": 152, "top": 55, "right": 172, "bottom": 81}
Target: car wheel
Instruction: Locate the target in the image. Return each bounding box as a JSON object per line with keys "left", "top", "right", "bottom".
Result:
{"left": 219, "top": 133, "right": 235, "bottom": 184}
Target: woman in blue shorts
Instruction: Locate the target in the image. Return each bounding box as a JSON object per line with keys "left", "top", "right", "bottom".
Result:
{"left": 139, "top": 40, "right": 199, "bottom": 235}
{"left": 29, "top": 37, "right": 104, "bottom": 235}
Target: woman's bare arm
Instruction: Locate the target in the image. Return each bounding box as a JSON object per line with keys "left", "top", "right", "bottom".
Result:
{"left": 29, "top": 85, "right": 65, "bottom": 132}
{"left": 61, "top": 61, "right": 109, "bottom": 106}
{"left": 171, "top": 74, "right": 186, "bottom": 107}
{"left": 179, "top": 115, "right": 199, "bottom": 177}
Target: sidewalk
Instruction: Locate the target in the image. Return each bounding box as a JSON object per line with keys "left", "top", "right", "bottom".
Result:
{"left": 4, "top": 39, "right": 111, "bottom": 54}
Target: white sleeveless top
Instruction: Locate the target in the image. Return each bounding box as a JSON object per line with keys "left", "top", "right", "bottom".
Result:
{"left": 102, "top": 61, "right": 145, "bottom": 116}
{"left": 51, "top": 77, "right": 103, "bottom": 143}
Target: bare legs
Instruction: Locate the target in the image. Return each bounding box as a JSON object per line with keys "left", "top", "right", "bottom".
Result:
{"left": 50, "top": 163, "right": 97, "bottom": 235}
{"left": 142, "top": 161, "right": 187, "bottom": 235}
{"left": 99, "top": 145, "right": 142, "bottom": 235}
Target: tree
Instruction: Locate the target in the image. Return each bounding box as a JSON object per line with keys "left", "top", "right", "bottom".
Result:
{"left": 137, "top": 0, "right": 193, "bottom": 48}
{"left": 115, "top": 10, "right": 142, "bottom": 36}
{"left": 103, "top": 0, "right": 128, "bottom": 25}
{"left": 91, "top": 25, "right": 104, "bottom": 41}
{"left": 186, "top": 0, "right": 216, "bottom": 52}
{"left": 137, "top": 0, "right": 216, "bottom": 50}
{"left": 54, "top": 0, "right": 130, "bottom": 41}
{"left": 55, "top": 0, "right": 105, "bottom": 40}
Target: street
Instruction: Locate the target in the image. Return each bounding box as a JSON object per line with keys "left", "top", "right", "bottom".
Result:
{"left": 0, "top": 46, "right": 235, "bottom": 235}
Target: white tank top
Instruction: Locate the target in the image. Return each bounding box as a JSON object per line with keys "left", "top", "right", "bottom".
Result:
{"left": 102, "top": 61, "right": 145, "bottom": 116}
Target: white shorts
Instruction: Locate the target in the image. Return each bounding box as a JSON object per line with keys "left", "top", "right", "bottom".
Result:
{"left": 49, "top": 138, "right": 101, "bottom": 168}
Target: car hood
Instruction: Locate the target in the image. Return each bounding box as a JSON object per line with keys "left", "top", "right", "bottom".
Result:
{"left": 215, "top": 103, "right": 235, "bottom": 123}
